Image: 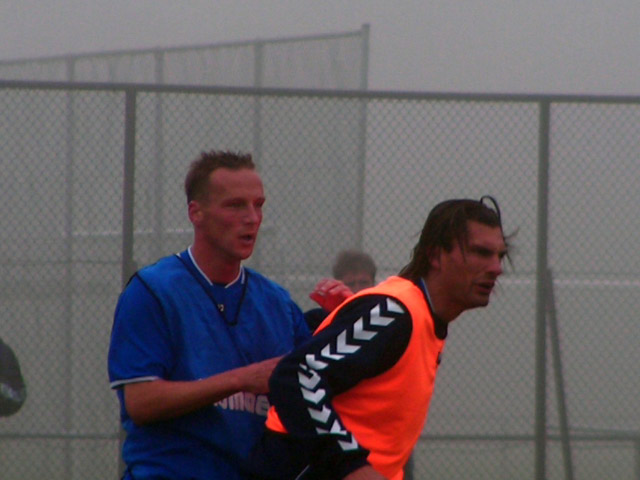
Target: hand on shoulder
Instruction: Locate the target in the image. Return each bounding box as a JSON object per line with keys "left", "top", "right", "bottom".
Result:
{"left": 309, "top": 278, "right": 354, "bottom": 313}
{"left": 343, "top": 464, "right": 388, "bottom": 480}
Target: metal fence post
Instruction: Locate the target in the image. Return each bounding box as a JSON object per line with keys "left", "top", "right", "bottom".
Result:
{"left": 635, "top": 437, "right": 640, "bottom": 480}
{"left": 118, "top": 87, "right": 138, "bottom": 478}
{"left": 546, "top": 268, "right": 575, "bottom": 480}
{"left": 152, "top": 50, "right": 166, "bottom": 259}
{"left": 354, "top": 24, "right": 370, "bottom": 251}
{"left": 535, "top": 100, "right": 551, "bottom": 480}
{"left": 63, "top": 56, "right": 77, "bottom": 480}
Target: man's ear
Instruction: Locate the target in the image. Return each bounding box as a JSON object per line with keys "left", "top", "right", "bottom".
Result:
{"left": 428, "top": 247, "right": 441, "bottom": 271}
{"left": 188, "top": 200, "right": 202, "bottom": 225}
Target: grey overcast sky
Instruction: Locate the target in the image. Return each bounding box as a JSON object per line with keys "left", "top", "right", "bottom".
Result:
{"left": 1, "top": 0, "right": 639, "bottom": 94}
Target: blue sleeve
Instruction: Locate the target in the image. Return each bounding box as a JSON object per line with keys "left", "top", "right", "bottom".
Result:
{"left": 290, "top": 300, "right": 312, "bottom": 347}
{"left": 268, "top": 294, "right": 412, "bottom": 477}
{"left": 108, "top": 274, "right": 175, "bottom": 388}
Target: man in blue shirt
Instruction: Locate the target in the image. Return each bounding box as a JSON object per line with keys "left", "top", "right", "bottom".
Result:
{"left": 108, "top": 150, "right": 311, "bottom": 480}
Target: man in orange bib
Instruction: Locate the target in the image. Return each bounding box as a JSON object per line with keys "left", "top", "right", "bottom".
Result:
{"left": 251, "top": 196, "right": 511, "bottom": 480}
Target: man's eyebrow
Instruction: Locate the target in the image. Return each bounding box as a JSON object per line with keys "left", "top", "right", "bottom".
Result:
{"left": 468, "top": 244, "right": 492, "bottom": 253}
{"left": 468, "top": 243, "right": 508, "bottom": 255}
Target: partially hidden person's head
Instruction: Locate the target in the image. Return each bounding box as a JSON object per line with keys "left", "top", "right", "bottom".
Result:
{"left": 185, "top": 150, "right": 264, "bottom": 261}
{"left": 332, "top": 250, "right": 377, "bottom": 293}
{"left": 399, "top": 196, "right": 511, "bottom": 315}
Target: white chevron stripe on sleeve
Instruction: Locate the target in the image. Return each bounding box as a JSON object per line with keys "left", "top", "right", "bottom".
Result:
{"left": 338, "top": 436, "right": 359, "bottom": 451}
{"left": 301, "top": 387, "right": 326, "bottom": 404}
{"left": 352, "top": 317, "right": 377, "bottom": 341}
{"left": 305, "top": 353, "right": 328, "bottom": 370}
{"left": 298, "top": 367, "right": 321, "bottom": 389}
{"left": 369, "top": 306, "right": 395, "bottom": 326}
{"left": 329, "top": 419, "right": 348, "bottom": 435}
{"left": 308, "top": 405, "right": 331, "bottom": 423}
{"left": 336, "top": 330, "right": 360, "bottom": 354}
{"left": 386, "top": 298, "right": 404, "bottom": 314}
{"left": 321, "top": 344, "right": 344, "bottom": 361}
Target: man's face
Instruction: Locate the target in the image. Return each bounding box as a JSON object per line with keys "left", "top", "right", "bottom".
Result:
{"left": 190, "top": 167, "right": 265, "bottom": 262}
{"left": 339, "top": 271, "right": 375, "bottom": 293}
{"left": 435, "top": 220, "right": 507, "bottom": 312}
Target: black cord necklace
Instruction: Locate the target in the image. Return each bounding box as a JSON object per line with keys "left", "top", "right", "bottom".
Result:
{"left": 176, "top": 252, "right": 249, "bottom": 326}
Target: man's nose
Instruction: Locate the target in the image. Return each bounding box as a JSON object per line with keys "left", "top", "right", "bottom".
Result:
{"left": 488, "top": 255, "right": 503, "bottom": 277}
{"left": 245, "top": 206, "right": 261, "bottom": 223}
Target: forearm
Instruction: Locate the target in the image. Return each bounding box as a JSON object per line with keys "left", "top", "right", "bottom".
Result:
{"left": 125, "top": 357, "right": 280, "bottom": 424}
{"left": 124, "top": 373, "right": 237, "bottom": 424}
{"left": 343, "top": 465, "right": 387, "bottom": 480}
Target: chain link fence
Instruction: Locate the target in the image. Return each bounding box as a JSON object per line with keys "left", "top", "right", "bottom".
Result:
{"left": 0, "top": 26, "right": 368, "bottom": 90}
{"left": 0, "top": 81, "right": 639, "bottom": 479}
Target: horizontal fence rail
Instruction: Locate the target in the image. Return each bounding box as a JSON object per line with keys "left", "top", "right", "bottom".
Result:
{"left": 1, "top": 79, "right": 639, "bottom": 480}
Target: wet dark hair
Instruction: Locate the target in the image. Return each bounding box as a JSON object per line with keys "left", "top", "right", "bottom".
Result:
{"left": 399, "top": 195, "right": 511, "bottom": 282}
{"left": 184, "top": 150, "right": 254, "bottom": 203}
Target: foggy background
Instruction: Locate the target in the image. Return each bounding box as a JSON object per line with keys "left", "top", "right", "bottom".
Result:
{"left": 1, "top": 2, "right": 640, "bottom": 480}
{"left": 1, "top": 0, "right": 639, "bottom": 95}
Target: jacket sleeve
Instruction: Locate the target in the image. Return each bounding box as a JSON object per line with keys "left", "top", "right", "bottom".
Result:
{"left": 268, "top": 294, "right": 413, "bottom": 477}
{"left": 289, "top": 298, "right": 313, "bottom": 347}
{"left": 0, "top": 338, "right": 27, "bottom": 416}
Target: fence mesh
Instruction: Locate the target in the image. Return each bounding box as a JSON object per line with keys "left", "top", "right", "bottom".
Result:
{"left": 0, "top": 27, "right": 367, "bottom": 89}
{"left": 0, "top": 83, "right": 639, "bottom": 480}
